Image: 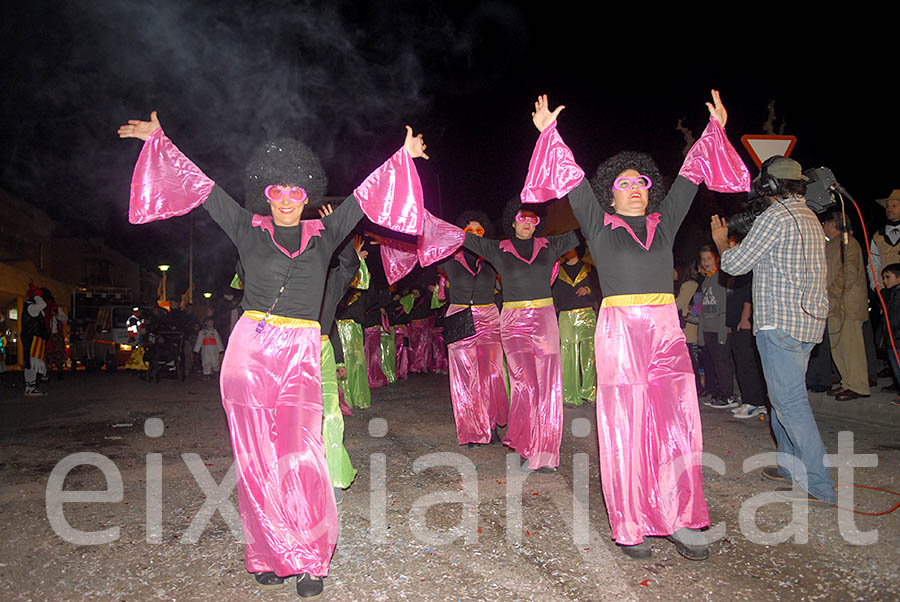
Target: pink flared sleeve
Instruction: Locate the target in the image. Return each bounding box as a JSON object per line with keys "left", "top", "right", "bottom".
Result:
{"left": 520, "top": 121, "right": 585, "bottom": 204}
{"left": 128, "top": 129, "right": 215, "bottom": 224}
{"left": 379, "top": 211, "right": 466, "bottom": 285}
{"left": 354, "top": 147, "right": 424, "bottom": 235}
{"left": 417, "top": 211, "right": 465, "bottom": 267}
{"left": 380, "top": 239, "right": 420, "bottom": 286}
{"left": 678, "top": 117, "right": 751, "bottom": 193}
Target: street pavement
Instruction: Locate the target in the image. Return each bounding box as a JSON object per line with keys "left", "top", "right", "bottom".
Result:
{"left": 1, "top": 370, "right": 898, "bottom": 601}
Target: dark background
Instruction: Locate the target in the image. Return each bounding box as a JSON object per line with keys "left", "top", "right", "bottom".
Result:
{"left": 2, "top": 1, "right": 895, "bottom": 292}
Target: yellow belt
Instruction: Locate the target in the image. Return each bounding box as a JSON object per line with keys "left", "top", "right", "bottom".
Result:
{"left": 502, "top": 297, "right": 554, "bottom": 310}
{"left": 562, "top": 306, "right": 597, "bottom": 315}
{"left": 600, "top": 293, "right": 675, "bottom": 308}
{"left": 242, "top": 310, "right": 320, "bottom": 330}
{"left": 337, "top": 319, "right": 356, "bottom": 325}
{"left": 321, "top": 334, "right": 330, "bottom": 342}
{"left": 449, "top": 303, "right": 495, "bottom": 309}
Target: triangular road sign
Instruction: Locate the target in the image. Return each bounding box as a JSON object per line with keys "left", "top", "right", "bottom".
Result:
{"left": 741, "top": 135, "right": 797, "bottom": 168}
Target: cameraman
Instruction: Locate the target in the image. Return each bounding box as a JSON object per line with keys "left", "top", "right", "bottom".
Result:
{"left": 710, "top": 156, "right": 835, "bottom": 506}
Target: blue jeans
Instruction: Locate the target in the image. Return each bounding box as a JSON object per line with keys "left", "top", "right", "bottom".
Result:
{"left": 756, "top": 329, "right": 836, "bottom": 502}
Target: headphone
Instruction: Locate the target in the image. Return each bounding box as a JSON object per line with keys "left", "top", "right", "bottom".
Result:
{"left": 753, "top": 155, "right": 784, "bottom": 198}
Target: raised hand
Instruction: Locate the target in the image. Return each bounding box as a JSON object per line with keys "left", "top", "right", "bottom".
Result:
{"left": 710, "top": 215, "right": 730, "bottom": 253}
{"left": 404, "top": 126, "right": 429, "bottom": 160}
{"left": 318, "top": 203, "right": 334, "bottom": 218}
{"left": 117, "top": 111, "right": 161, "bottom": 141}
{"left": 532, "top": 94, "right": 565, "bottom": 132}
{"left": 705, "top": 90, "right": 727, "bottom": 128}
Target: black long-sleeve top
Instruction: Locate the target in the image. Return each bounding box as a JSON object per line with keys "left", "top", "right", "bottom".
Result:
{"left": 202, "top": 186, "right": 365, "bottom": 321}
{"left": 319, "top": 240, "right": 361, "bottom": 334}
{"left": 438, "top": 249, "right": 498, "bottom": 305}
{"left": 552, "top": 259, "right": 600, "bottom": 312}
{"left": 461, "top": 231, "right": 579, "bottom": 303}
{"left": 567, "top": 177, "right": 698, "bottom": 298}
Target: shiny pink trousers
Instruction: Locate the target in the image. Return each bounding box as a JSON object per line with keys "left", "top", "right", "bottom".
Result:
{"left": 446, "top": 304, "right": 509, "bottom": 444}
{"left": 595, "top": 303, "right": 709, "bottom": 545}
{"left": 501, "top": 305, "right": 562, "bottom": 469}
{"left": 409, "top": 317, "right": 434, "bottom": 373}
{"left": 394, "top": 325, "right": 409, "bottom": 380}
{"left": 431, "top": 325, "right": 448, "bottom": 373}
{"left": 364, "top": 326, "right": 388, "bottom": 389}
{"left": 220, "top": 316, "right": 337, "bottom": 577}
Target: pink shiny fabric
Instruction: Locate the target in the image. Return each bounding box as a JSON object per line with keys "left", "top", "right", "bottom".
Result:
{"left": 520, "top": 121, "right": 586, "bottom": 204}
{"left": 364, "top": 326, "right": 388, "bottom": 389}
{"left": 594, "top": 303, "right": 709, "bottom": 545}
{"left": 501, "top": 305, "right": 563, "bottom": 469}
{"left": 447, "top": 304, "right": 509, "bottom": 444}
{"left": 418, "top": 211, "right": 466, "bottom": 267}
{"left": 394, "top": 325, "right": 409, "bottom": 380}
{"left": 499, "top": 237, "right": 548, "bottom": 263}
{"left": 409, "top": 317, "right": 434, "bottom": 374}
{"left": 220, "top": 316, "right": 337, "bottom": 577}
{"left": 354, "top": 147, "right": 424, "bottom": 235}
{"left": 603, "top": 213, "right": 661, "bottom": 251}
{"left": 251, "top": 216, "right": 324, "bottom": 258}
{"left": 679, "top": 117, "right": 751, "bottom": 192}
{"left": 338, "top": 386, "right": 353, "bottom": 416}
{"left": 129, "top": 129, "right": 215, "bottom": 224}
{"left": 431, "top": 324, "right": 448, "bottom": 372}
{"left": 380, "top": 239, "right": 419, "bottom": 285}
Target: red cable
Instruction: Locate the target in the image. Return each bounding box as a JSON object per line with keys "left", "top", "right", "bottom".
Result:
{"left": 833, "top": 483, "right": 900, "bottom": 516}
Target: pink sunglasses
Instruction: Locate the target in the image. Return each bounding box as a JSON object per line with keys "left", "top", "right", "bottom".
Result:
{"left": 265, "top": 185, "right": 308, "bottom": 203}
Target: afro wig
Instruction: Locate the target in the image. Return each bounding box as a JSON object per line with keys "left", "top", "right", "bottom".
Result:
{"left": 501, "top": 195, "right": 547, "bottom": 238}
{"left": 455, "top": 210, "right": 496, "bottom": 239}
{"left": 244, "top": 138, "right": 328, "bottom": 215}
{"left": 589, "top": 151, "right": 665, "bottom": 215}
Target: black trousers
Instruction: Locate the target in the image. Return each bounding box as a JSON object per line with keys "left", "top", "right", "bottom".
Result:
{"left": 703, "top": 332, "right": 733, "bottom": 398}
{"left": 728, "top": 329, "right": 768, "bottom": 407}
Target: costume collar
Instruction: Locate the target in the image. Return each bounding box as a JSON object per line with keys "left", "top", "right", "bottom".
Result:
{"left": 603, "top": 212, "right": 661, "bottom": 251}
{"left": 251, "top": 215, "right": 325, "bottom": 258}
{"left": 558, "top": 261, "right": 590, "bottom": 287}
{"left": 498, "top": 237, "right": 549, "bottom": 264}
{"left": 453, "top": 250, "right": 482, "bottom": 276}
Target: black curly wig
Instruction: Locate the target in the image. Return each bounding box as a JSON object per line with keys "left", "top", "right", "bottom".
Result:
{"left": 589, "top": 151, "right": 665, "bottom": 215}
{"left": 455, "top": 210, "right": 496, "bottom": 239}
{"left": 244, "top": 138, "right": 328, "bottom": 215}
{"left": 501, "top": 196, "right": 546, "bottom": 238}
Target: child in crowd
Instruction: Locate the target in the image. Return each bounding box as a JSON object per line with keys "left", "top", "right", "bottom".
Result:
{"left": 880, "top": 263, "right": 900, "bottom": 405}
{"left": 194, "top": 317, "right": 224, "bottom": 379}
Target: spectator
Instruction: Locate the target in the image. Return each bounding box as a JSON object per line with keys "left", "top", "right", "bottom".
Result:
{"left": 878, "top": 263, "right": 900, "bottom": 406}
{"left": 712, "top": 155, "right": 834, "bottom": 506}
{"left": 194, "top": 317, "right": 224, "bottom": 379}
{"left": 22, "top": 285, "right": 50, "bottom": 396}
{"left": 867, "top": 189, "right": 900, "bottom": 290}
{"left": 821, "top": 211, "right": 870, "bottom": 400}
{"left": 698, "top": 244, "right": 738, "bottom": 409}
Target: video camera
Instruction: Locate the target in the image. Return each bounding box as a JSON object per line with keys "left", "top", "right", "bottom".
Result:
{"left": 725, "top": 166, "right": 839, "bottom": 234}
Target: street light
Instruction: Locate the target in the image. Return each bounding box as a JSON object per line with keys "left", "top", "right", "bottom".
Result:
{"left": 203, "top": 292, "right": 212, "bottom": 299}
{"left": 158, "top": 265, "right": 170, "bottom": 304}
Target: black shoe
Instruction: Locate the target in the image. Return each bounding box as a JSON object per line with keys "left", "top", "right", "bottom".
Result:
{"left": 490, "top": 427, "right": 502, "bottom": 445}
{"left": 807, "top": 385, "right": 829, "bottom": 393}
{"left": 617, "top": 539, "right": 652, "bottom": 559}
{"left": 882, "top": 383, "right": 897, "bottom": 392}
{"left": 296, "top": 573, "right": 324, "bottom": 599}
{"left": 667, "top": 528, "right": 709, "bottom": 561}
{"left": 466, "top": 442, "right": 480, "bottom": 449}
{"left": 254, "top": 572, "right": 285, "bottom": 589}
{"left": 878, "top": 367, "right": 893, "bottom": 378}
{"left": 333, "top": 487, "right": 343, "bottom": 506}
{"left": 536, "top": 466, "right": 558, "bottom": 474}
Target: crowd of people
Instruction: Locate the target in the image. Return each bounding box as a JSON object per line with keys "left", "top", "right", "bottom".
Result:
{"left": 107, "top": 90, "right": 898, "bottom": 598}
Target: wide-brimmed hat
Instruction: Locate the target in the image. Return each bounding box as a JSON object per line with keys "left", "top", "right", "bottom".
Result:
{"left": 876, "top": 189, "right": 900, "bottom": 208}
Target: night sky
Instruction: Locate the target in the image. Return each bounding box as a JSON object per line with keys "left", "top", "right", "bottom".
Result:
{"left": 2, "top": 1, "right": 895, "bottom": 292}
